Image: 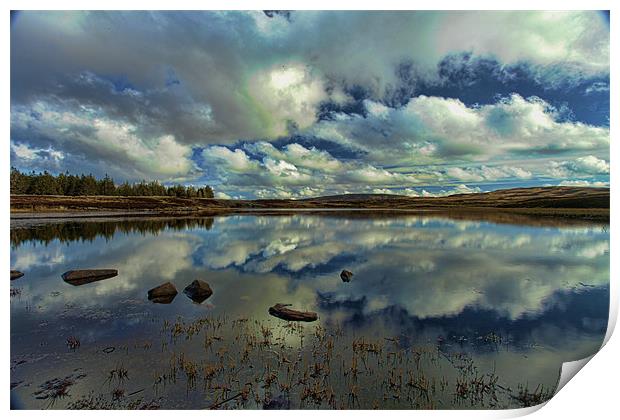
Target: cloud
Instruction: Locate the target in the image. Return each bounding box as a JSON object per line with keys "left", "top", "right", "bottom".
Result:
{"left": 208, "top": 147, "right": 259, "bottom": 173}
{"left": 11, "top": 11, "right": 608, "bottom": 145}
{"left": 276, "top": 143, "right": 343, "bottom": 172}
{"left": 10, "top": 11, "right": 610, "bottom": 194}
{"left": 202, "top": 92, "right": 611, "bottom": 197}
{"left": 557, "top": 180, "right": 609, "bottom": 188}
{"left": 547, "top": 155, "right": 610, "bottom": 179}
{"left": 214, "top": 191, "right": 232, "bottom": 199}
{"left": 435, "top": 12, "right": 608, "bottom": 79}
{"left": 11, "top": 141, "right": 64, "bottom": 165}
{"left": 11, "top": 101, "right": 195, "bottom": 180}
{"left": 246, "top": 63, "right": 331, "bottom": 137}
{"left": 343, "top": 166, "right": 418, "bottom": 185}
{"left": 421, "top": 184, "right": 482, "bottom": 197}
{"left": 566, "top": 155, "right": 610, "bottom": 174}
{"left": 255, "top": 188, "right": 294, "bottom": 199}
{"left": 310, "top": 94, "right": 609, "bottom": 168}
{"left": 584, "top": 81, "right": 609, "bottom": 95}
{"left": 402, "top": 188, "right": 421, "bottom": 197}
{"left": 203, "top": 141, "right": 420, "bottom": 195}
{"left": 445, "top": 165, "right": 532, "bottom": 182}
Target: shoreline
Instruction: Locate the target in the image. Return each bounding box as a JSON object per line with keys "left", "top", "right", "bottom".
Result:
{"left": 10, "top": 186, "right": 610, "bottom": 225}
{"left": 10, "top": 207, "right": 609, "bottom": 230}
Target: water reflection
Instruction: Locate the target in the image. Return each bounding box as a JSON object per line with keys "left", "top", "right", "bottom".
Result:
{"left": 10, "top": 217, "right": 214, "bottom": 247}
{"left": 10, "top": 215, "right": 609, "bottom": 409}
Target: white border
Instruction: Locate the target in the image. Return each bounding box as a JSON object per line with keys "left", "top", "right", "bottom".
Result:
{"left": 2, "top": 2, "right": 617, "bottom": 419}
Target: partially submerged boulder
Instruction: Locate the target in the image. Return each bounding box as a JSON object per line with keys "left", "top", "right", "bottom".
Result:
{"left": 268, "top": 303, "right": 318, "bottom": 322}
{"left": 62, "top": 269, "right": 118, "bottom": 286}
{"left": 10, "top": 270, "right": 24, "bottom": 281}
{"left": 183, "top": 279, "right": 213, "bottom": 303}
{"left": 340, "top": 270, "right": 353, "bottom": 282}
{"left": 148, "top": 282, "right": 177, "bottom": 304}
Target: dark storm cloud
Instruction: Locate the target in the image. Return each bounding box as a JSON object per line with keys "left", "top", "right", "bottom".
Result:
{"left": 12, "top": 11, "right": 610, "bottom": 143}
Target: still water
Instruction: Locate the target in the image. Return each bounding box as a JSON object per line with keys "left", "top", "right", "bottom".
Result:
{"left": 10, "top": 214, "right": 609, "bottom": 409}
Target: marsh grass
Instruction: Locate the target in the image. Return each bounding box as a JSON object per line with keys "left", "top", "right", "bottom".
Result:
{"left": 34, "top": 369, "right": 87, "bottom": 408}
{"left": 56, "top": 315, "right": 556, "bottom": 410}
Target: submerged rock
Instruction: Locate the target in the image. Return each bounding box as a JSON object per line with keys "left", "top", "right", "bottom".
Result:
{"left": 10, "top": 270, "right": 24, "bottom": 281}
{"left": 268, "top": 303, "right": 318, "bottom": 322}
{"left": 147, "top": 282, "right": 177, "bottom": 304}
{"left": 183, "top": 279, "right": 213, "bottom": 303}
{"left": 263, "top": 394, "right": 291, "bottom": 410}
{"left": 62, "top": 269, "right": 118, "bottom": 286}
{"left": 340, "top": 269, "right": 353, "bottom": 282}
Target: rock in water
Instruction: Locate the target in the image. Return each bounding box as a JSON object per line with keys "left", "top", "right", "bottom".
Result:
{"left": 340, "top": 270, "right": 353, "bottom": 282}
{"left": 263, "top": 394, "right": 291, "bottom": 410}
{"left": 147, "top": 282, "right": 178, "bottom": 304}
{"left": 268, "top": 303, "right": 318, "bottom": 322}
{"left": 62, "top": 269, "right": 118, "bottom": 286}
{"left": 183, "top": 279, "right": 213, "bottom": 303}
{"left": 10, "top": 270, "right": 24, "bottom": 281}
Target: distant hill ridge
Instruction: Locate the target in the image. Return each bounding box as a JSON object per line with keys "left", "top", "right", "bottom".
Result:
{"left": 280, "top": 186, "right": 610, "bottom": 209}
{"left": 11, "top": 186, "right": 610, "bottom": 215}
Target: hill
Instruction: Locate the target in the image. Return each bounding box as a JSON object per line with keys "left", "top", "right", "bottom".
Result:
{"left": 11, "top": 186, "right": 609, "bottom": 223}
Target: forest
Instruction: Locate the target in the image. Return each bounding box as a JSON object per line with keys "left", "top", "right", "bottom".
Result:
{"left": 9, "top": 168, "right": 214, "bottom": 198}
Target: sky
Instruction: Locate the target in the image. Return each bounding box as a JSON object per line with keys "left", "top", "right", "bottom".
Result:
{"left": 10, "top": 11, "right": 610, "bottom": 199}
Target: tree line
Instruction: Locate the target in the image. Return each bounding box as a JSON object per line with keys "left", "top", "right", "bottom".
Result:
{"left": 10, "top": 168, "right": 214, "bottom": 198}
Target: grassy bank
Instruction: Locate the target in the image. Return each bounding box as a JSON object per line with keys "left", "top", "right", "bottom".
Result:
{"left": 10, "top": 186, "right": 610, "bottom": 223}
